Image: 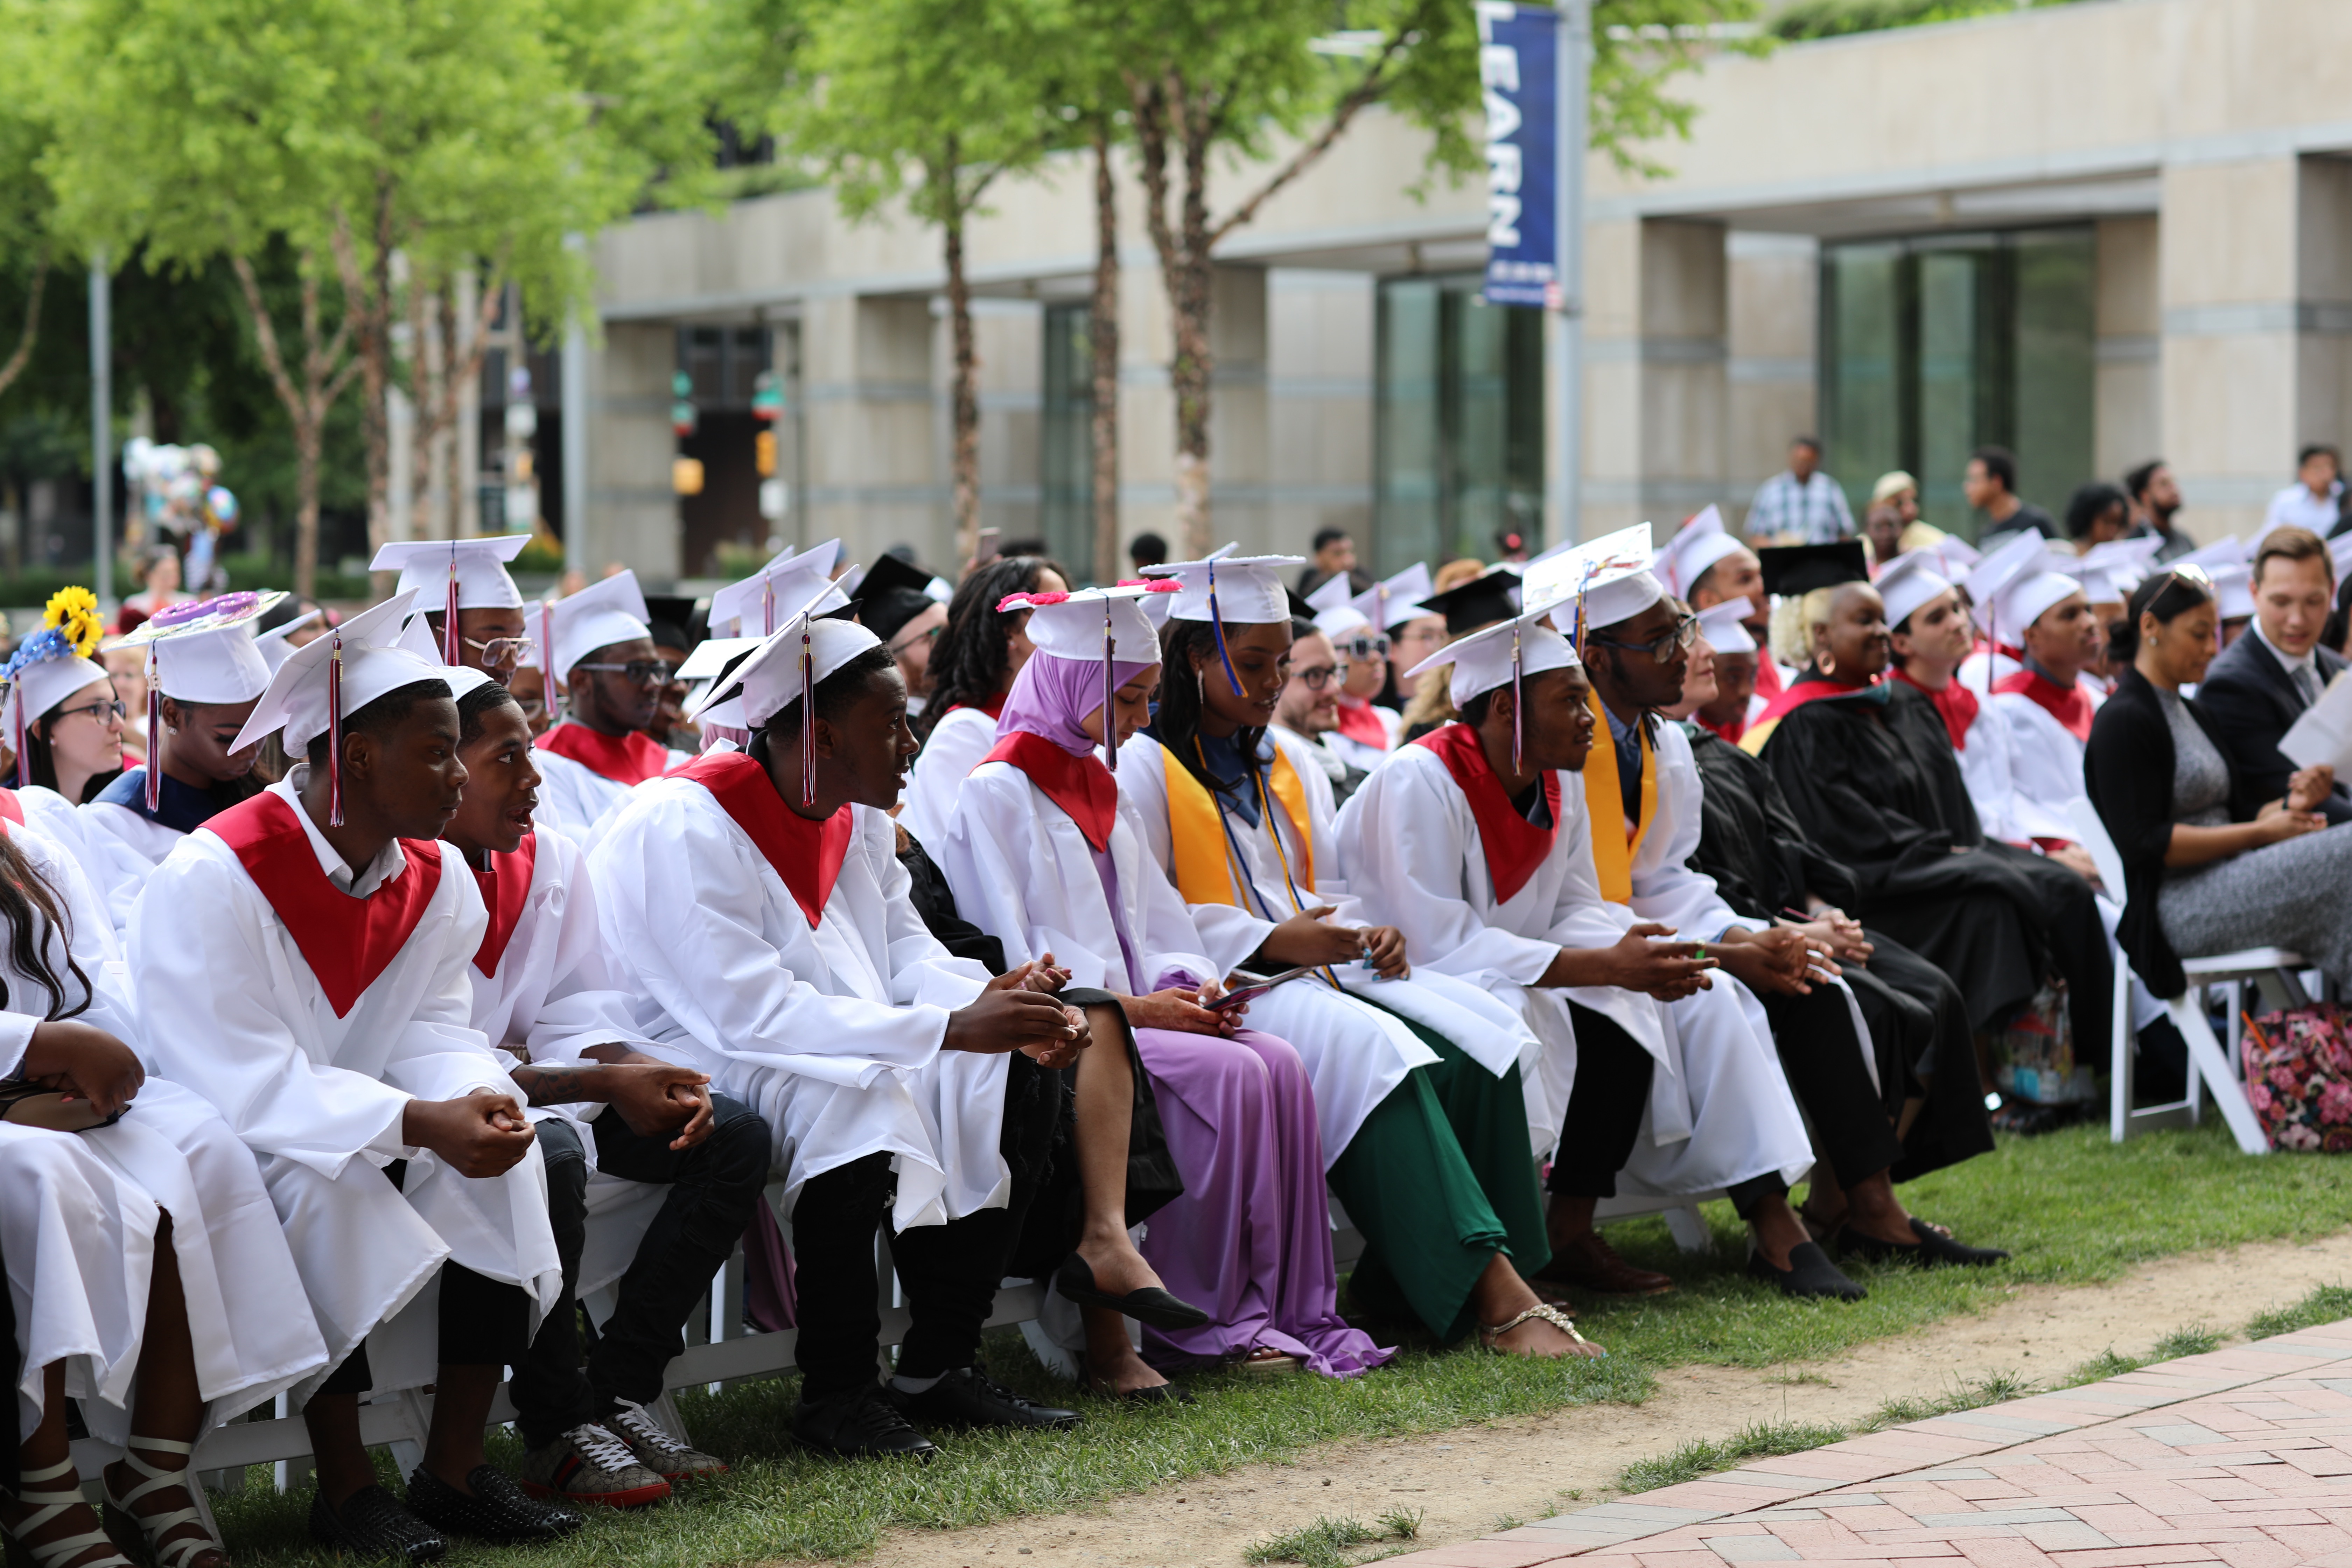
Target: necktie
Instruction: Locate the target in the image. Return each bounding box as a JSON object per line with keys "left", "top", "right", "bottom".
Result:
{"left": 2294, "top": 663, "right": 2321, "bottom": 708}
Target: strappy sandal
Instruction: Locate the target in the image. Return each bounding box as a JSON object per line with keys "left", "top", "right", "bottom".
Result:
{"left": 1479, "top": 1302, "right": 1600, "bottom": 1356}
{"left": 102, "top": 1436, "right": 226, "bottom": 1568}
{"left": 6, "top": 1455, "right": 136, "bottom": 1568}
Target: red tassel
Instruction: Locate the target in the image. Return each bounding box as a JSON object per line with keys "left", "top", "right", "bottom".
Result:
{"left": 144, "top": 649, "right": 162, "bottom": 812}
{"left": 1102, "top": 601, "right": 1119, "bottom": 774}
{"left": 798, "top": 625, "right": 816, "bottom": 809}
{"left": 326, "top": 631, "right": 345, "bottom": 827}
{"left": 443, "top": 551, "right": 462, "bottom": 666}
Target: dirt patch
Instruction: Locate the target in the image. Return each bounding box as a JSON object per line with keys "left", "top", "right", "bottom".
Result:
{"left": 861, "top": 1230, "right": 2352, "bottom": 1568}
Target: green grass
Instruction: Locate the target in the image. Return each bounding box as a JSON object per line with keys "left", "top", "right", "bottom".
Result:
{"left": 201, "top": 1121, "right": 2352, "bottom": 1564}
{"left": 2248, "top": 1283, "right": 2352, "bottom": 1340}
{"left": 1617, "top": 1420, "right": 1856, "bottom": 1493}
{"left": 1246, "top": 1514, "right": 1383, "bottom": 1567}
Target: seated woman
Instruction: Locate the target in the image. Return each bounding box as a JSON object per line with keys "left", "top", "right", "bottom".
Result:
{"left": 943, "top": 585, "right": 1393, "bottom": 1381}
{"left": 2087, "top": 567, "right": 2352, "bottom": 1000}
{"left": 901, "top": 554, "right": 1070, "bottom": 849}
{"left": 1745, "top": 554, "right": 2117, "bottom": 1083}
{"left": 1, "top": 589, "right": 129, "bottom": 890}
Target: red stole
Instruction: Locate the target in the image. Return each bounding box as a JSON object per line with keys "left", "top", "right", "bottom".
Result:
{"left": 1333, "top": 698, "right": 1388, "bottom": 752}
{"left": 0, "top": 791, "right": 23, "bottom": 827}
{"left": 469, "top": 833, "right": 539, "bottom": 978}
{"left": 1891, "top": 667, "right": 1980, "bottom": 752}
{"left": 1994, "top": 668, "right": 2093, "bottom": 742}
{"left": 1753, "top": 670, "right": 1879, "bottom": 729}
{"left": 1753, "top": 656, "right": 1785, "bottom": 704}
{"left": 1696, "top": 710, "right": 1747, "bottom": 746}
{"left": 675, "top": 750, "right": 852, "bottom": 928}
{"left": 983, "top": 730, "right": 1116, "bottom": 852}
{"left": 1413, "top": 722, "right": 1558, "bottom": 905}
{"left": 538, "top": 723, "right": 671, "bottom": 786}
{"left": 209, "top": 791, "right": 444, "bottom": 1018}
{"left": 947, "top": 695, "right": 1007, "bottom": 721}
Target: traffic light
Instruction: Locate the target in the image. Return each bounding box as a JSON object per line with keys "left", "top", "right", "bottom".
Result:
{"left": 755, "top": 429, "right": 777, "bottom": 477}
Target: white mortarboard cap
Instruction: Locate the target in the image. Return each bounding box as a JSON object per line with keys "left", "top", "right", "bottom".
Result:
{"left": 397, "top": 611, "right": 443, "bottom": 666}
{"left": 547, "top": 570, "right": 653, "bottom": 683}
{"left": 231, "top": 590, "right": 445, "bottom": 760}
{"left": 256, "top": 610, "right": 323, "bottom": 674}
{"left": 710, "top": 555, "right": 846, "bottom": 639}
{"left": 1313, "top": 604, "right": 1374, "bottom": 641}
{"left": 924, "top": 575, "right": 953, "bottom": 605}
{"left": 1921, "top": 535, "right": 1980, "bottom": 578}
{"left": 122, "top": 590, "right": 286, "bottom": 704}
{"left": 2077, "top": 564, "right": 2134, "bottom": 605}
{"left": 995, "top": 583, "right": 1171, "bottom": 665}
{"left": 674, "top": 636, "right": 763, "bottom": 685}
{"left": 1305, "top": 574, "right": 1353, "bottom": 615}
{"left": 2212, "top": 562, "right": 2256, "bottom": 620}
{"left": 441, "top": 665, "right": 499, "bottom": 705}
{"left": 1144, "top": 552, "right": 1304, "bottom": 626}
{"left": 1694, "top": 599, "right": 1757, "bottom": 655}
{"left": 1961, "top": 530, "right": 2051, "bottom": 612}
{"left": 1402, "top": 594, "right": 1580, "bottom": 706}
{"left": 1875, "top": 551, "right": 1955, "bottom": 632}
{"left": 1, "top": 588, "right": 112, "bottom": 779}
{"left": 370, "top": 534, "right": 532, "bottom": 614}
{"left": 1520, "top": 523, "right": 1657, "bottom": 626}
{"left": 694, "top": 612, "right": 881, "bottom": 730}
{"left": 1652, "top": 505, "right": 1749, "bottom": 599}
{"left": 796, "top": 538, "right": 842, "bottom": 577}
{"left": 1314, "top": 563, "right": 1434, "bottom": 631}
{"left": 1993, "top": 569, "right": 2085, "bottom": 635}
{"left": 2079, "top": 535, "right": 2163, "bottom": 578}
{"left": 2176, "top": 536, "right": 2245, "bottom": 574}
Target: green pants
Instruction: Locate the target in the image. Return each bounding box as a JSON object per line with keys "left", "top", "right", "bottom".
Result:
{"left": 1326, "top": 1024, "right": 1550, "bottom": 1344}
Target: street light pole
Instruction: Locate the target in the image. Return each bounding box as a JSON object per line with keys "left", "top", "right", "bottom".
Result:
{"left": 88, "top": 254, "right": 113, "bottom": 608}
{"left": 1553, "top": 0, "right": 1590, "bottom": 549}
{"left": 562, "top": 232, "right": 590, "bottom": 581}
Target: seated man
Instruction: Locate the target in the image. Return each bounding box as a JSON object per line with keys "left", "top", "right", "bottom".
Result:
{"left": 1337, "top": 589, "right": 1847, "bottom": 1302}
{"left": 372, "top": 534, "right": 539, "bottom": 687}
{"left": 1270, "top": 618, "right": 1371, "bottom": 805}
{"left": 589, "top": 609, "right": 1088, "bottom": 1458}
{"left": 132, "top": 592, "right": 577, "bottom": 1560}
{"left": 441, "top": 670, "right": 771, "bottom": 1506}
{"left": 2198, "top": 526, "right": 2352, "bottom": 825}
{"left": 533, "top": 571, "right": 689, "bottom": 839}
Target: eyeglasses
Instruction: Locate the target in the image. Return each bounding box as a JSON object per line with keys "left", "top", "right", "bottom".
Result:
{"left": 55, "top": 699, "right": 127, "bottom": 724}
{"left": 887, "top": 624, "right": 942, "bottom": 657}
{"left": 464, "top": 635, "right": 536, "bottom": 665}
{"left": 1587, "top": 612, "right": 1700, "bottom": 665}
{"left": 574, "top": 660, "right": 676, "bottom": 686}
{"left": 1337, "top": 635, "right": 1390, "bottom": 659}
{"left": 1290, "top": 663, "right": 1348, "bottom": 690}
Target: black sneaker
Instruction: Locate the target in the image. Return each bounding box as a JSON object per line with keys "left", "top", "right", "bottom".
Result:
{"left": 308, "top": 1483, "right": 448, "bottom": 1563}
{"left": 405, "top": 1463, "right": 584, "bottom": 1544}
{"left": 791, "top": 1384, "right": 940, "bottom": 1461}
{"left": 1746, "top": 1240, "right": 1867, "bottom": 1302}
{"left": 881, "top": 1366, "right": 1083, "bottom": 1431}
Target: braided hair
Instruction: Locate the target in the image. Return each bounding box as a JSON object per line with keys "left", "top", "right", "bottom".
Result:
{"left": 917, "top": 555, "right": 1068, "bottom": 742}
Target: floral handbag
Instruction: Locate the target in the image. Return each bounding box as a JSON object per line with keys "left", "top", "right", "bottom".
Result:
{"left": 2241, "top": 1003, "right": 2352, "bottom": 1152}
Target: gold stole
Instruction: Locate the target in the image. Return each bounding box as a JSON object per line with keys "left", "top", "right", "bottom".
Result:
{"left": 1580, "top": 695, "right": 1656, "bottom": 905}
{"left": 1161, "top": 740, "right": 1313, "bottom": 908}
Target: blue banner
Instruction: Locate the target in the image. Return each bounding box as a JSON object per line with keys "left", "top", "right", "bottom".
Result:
{"left": 1479, "top": 3, "right": 1559, "bottom": 309}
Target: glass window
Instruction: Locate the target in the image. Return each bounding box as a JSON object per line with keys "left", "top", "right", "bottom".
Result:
{"left": 1374, "top": 274, "right": 1544, "bottom": 574}
{"left": 1039, "top": 302, "right": 1092, "bottom": 573}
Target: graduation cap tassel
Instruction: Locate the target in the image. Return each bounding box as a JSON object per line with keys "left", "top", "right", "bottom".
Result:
{"left": 443, "top": 551, "right": 462, "bottom": 666}
{"left": 1510, "top": 624, "right": 1525, "bottom": 775}
{"left": 326, "top": 631, "right": 346, "bottom": 827}
{"left": 798, "top": 625, "right": 817, "bottom": 810}
{"left": 763, "top": 575, "right": 777, "bottom": 637}
{"left": 540, "top": 597, "right": 556, "bottom": 715}
{"left": 1206, "top": 560, "right": 1243, "bottom": 697}
{"left": 8, "top": 684, "right": 22, "bottom": 791}
{"left": 144, "top": 649, "right": 162, "bottom": 813}
{"left": 1102, "top": 601, "right": 1119, "bottom": 774}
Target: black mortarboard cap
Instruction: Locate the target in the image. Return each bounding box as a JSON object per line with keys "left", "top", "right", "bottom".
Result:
{"left": 1756, "top": 541, "right": 1869, "bottom": 599}
{"left": 851, "top": 551, "right": 940, "bottom": 642}
{"left": 1414, "top": 567, "right": 1524, "bottom": 636}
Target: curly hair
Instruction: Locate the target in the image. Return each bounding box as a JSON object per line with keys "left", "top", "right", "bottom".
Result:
{"left": 0, "top": 832, "right": 92, "bottom": 1021}
{"left": 917, "top": 555, "right": 1067, "bottom": 741}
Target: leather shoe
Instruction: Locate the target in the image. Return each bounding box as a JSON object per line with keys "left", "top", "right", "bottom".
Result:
{"left": 1837, "top": 1217, "right": 2010, "bottom": 1268}
{"left": 308, "top": 1484, "right": 448, "bottom": 1563}
{"left": 881, "top": 1366, "right": 1082, "bottom": 1430}
{"left": 1747, "top": 1240, "right": 1867, "bottom": 1301}
{"left": 1531, "top": 1231, "right": 1674, "bottom": 1296}
{"left": 1054, "top": 1255, "right": 1211, "bottom": 1331}
{"left": 405, "top": 1464, "right": 583, "bottom": 1544}
{"left": 792, "top": 1384, "right": 939, "bottom": 1461}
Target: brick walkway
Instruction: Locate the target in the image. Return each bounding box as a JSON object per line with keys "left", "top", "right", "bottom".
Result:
{"left": 1391, "top": 1321, "right": 2352, "bottom": 1568}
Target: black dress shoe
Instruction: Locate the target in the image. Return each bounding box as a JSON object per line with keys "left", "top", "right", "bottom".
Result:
{"left": 882, "top": 1366, "right": 1082, "bottom": 1430}
{"left": 405, "top": 1464, "right": 584, "bottom": 1544}
{"left": 1837, "top": 1217, "right": 2011, "bottom": 1268}
{"left": 309, "top": 1483, "right": 448, "bottom": 1563}
{"left": 792, "top": 1384, "right": 940, "bottom": 1461}
{"left": 1747, "top": 1240, "right": 1867, "bottom": 1301}
{"left": 1054, "top": 1256, "right": 1212, "bottom": 1331}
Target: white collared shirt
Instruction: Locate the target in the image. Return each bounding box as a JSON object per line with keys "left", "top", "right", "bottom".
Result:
{"left": 2263, "top": 480, "right": 2343, "bottom": 538}
{"left": 271, "top": 766, "right": 410, "bottom": 898}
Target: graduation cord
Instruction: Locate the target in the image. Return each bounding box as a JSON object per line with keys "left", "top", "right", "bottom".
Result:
{"left": 1193, "top": 737, "right": 1342, "bottom": 990}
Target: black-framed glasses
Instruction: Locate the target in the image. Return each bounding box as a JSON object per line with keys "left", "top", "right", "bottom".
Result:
{"left": 1290, "top": 662, "right": 1349, "bottom": 690}
{"left": 1587, "top": 612, "right": 1700, "bottom": 665}
{"left": 464, "top": 635, "right": 536, "bottom": 665}
{"left": 55, "top": 699, "right": 127, "bottom": 724}
{"left": 574, "top": 660, "right": 676, "bottom": 686}
{"left": 1337, "top": 634, "right": 1390, "bottom": 659}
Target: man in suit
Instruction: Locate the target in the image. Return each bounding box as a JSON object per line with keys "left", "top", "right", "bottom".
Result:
{"left": 2199, "top": 525, "right": 2352, "bottom": 823}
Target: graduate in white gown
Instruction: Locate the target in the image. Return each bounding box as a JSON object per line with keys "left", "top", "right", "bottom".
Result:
{"left": 131, "top": 592, "right": 578, "bottom": 1561}
{"left": 1116, "top": 556, "right": 1589, "bottom": 1352}
{"left": 902, "top": 554, "right": 1071, "bottom": 850}
{"left": 439, "top": 671, "right": 763, "bottom": 1507}
{"left": 79, "top": 595, "right": 283, "bottom": 936}
{"left": 530, "top": 572, "right": 689, "bottom": 841}
{"left": 370, "top": 534, "right": 539, "bottom": 688}
{"left": 1336, "top": 594, "right": 1828, "bottom": 1301}
{"left": 590, "top": 609, "right": 1090, "bottom": 1459}
{"left": 1, "top": 588, "right": 134, "bottom": 898}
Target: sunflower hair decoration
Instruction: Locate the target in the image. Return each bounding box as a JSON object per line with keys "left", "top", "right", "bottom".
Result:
{"left": 40, "top": 587, "right": 103, "bottom": 660}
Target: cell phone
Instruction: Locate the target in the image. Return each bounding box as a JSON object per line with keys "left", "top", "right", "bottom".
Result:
{"left": 1208, "top": 966, "right": 1318, "bottom": 1012}
{"left": 974, "top": 527, "right": 1002, "bottom": 564}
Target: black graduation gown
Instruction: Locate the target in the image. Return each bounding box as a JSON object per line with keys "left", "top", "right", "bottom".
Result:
{"left": 1685, "top": 726, "right": 1994, "bottom": 1180}
{"left": 1758, "top": 679, "right": 2115, "bottom": 1066}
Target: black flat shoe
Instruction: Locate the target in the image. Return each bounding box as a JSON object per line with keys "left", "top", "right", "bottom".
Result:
{"left": 405, "top": 1464, "right": 583, "bottom": 1544}
{"left": 792, "top": 1384, "right": 939, "bottom": 1461}
{"left": 308, "top": 1483, "right": 448, "bottom": 1563}
{"left": 1747, "top": 1240, "right": 1867, "bottom": 1301}
{"left": 881, "top": 1367, "right": 1082, "bottom": 1430}
{"left": 1838, "top": 1217, "right": 2010, "bottom": 1268}
{"left": 1054, "top": 1255, "right": 1212, "bottom": 1331}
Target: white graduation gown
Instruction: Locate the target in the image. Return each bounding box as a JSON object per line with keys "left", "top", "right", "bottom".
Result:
{"left": 1335, "top": 741, "right": 1814, "bottom": 1196}
{"left": 902, "top": 705, "right": 998, "bottom": 852}
{"left": 131, "top": 775, "right": 562, "bottom": 1397}
{"left": 466, "top": 829, "right": 675, "bottom": 1297}
{"left": 18, "top": 783, "right": 139, "bottom": 930}
{"left": 1948, "top": 695, "right": 2029, "bottom": 846}
{"left": 1117, "top": 729, "right": 1540, "bottom": 1163}
{"left": 78, "top": 795, "right": 192, "bottom": 938}
{"left": 1989, "top": 686, "right": 2101, "bottom": 844}
{"left": 1323, "top": 703, "right": 1401, "bottom": 774}
{"left": 588, "top": 776, "right": 995, "bottom": 1231}
{"left": 529, "top": 747, "right": 687, "bottom": 848}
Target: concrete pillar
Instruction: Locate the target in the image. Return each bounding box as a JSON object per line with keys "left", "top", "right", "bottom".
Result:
{"left": 2095, "top": 216, "right": 2162, "bottom": 488}
{"left": 802, "top": 295, "right": 941, "bottom": 568}
{"left": 1581, "top": 217, "right": 1729, "bottom": 537}
{"left": 582, "top": 321, "right": 678, "bottom": 581}
{"left": 1266, "top": 270, "right": 1375, "bottom": 562}
{"left": 967, "top": 297, "right": 1043, "bottom": 552}
{"left": 2158, "top": 154, "right": 2352, "bottom": 541}
{"left": 1116, "top": 262, "right": 1268, "bottom": 556}
{"left": 1726, "top": 232, "right": 1818, "bottom": 514}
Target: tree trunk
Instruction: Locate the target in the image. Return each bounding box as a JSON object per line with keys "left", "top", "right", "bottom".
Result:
{"left": 231, "top": 251, "right": 355, "bottom": 605}
{"left": 1169, "top": 112, "right": 1215, "bottom": 561}
{"left": 1088, "top": 124, "right": 1121, "bottom": 587}
{"left": 942, "top": 144, "right": 981, "bottom": 567}
{"left": 333, "top": 192, "right": 399, "bottom": 599}
{"left": 0, "top": 255, "right": 47, "bottom": 402}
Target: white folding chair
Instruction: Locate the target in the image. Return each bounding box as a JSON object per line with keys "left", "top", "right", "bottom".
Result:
{"left": 2068, "top": 797, "right": 2294, "bottom": 1155}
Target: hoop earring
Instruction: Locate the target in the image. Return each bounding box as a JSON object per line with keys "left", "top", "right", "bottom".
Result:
{"left": 1819, "top": 649, "right": 1837, "bottom": 678}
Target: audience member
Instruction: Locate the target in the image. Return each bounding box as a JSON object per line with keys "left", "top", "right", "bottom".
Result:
{"left": 2197, "top": 527, "right": 2352, "bottom": 825}
{"left": 1272, "top": 620, "right": 1369, "bottom": 803}
{"left": 2063, "top": 482, "right": 2133, "bottom": 548}
{"left": 1964, "top": 447, "right": 2055, "bottom": 548}
{"left": 1297, "top": 527, "right": 1369, "bottom": 600}
{"left": 2263, "top": 444, "right": 2344, "bottom": 538}
{"left": 1128, "top": 532, "right": 1170, "bottom": 572}
{"left": 2124, "top": 459, "right": 2194, "bottom": 561}
{"left": 1746, "top": 436, "right": 1854, "bottom": 544}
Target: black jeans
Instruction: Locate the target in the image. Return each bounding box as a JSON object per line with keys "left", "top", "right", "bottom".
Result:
{"left": 510, "top": 1094, "right": 771, "bottom": 1449}
{"left": 790, "top": 1055, "right": 1060, "bottom": 1404}
{"left": 315, "top": 1162, "right": 531, "bottom": 1398}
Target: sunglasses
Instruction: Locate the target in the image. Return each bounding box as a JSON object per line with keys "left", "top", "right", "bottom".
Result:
{"left": 1336, "top": 635, "right": 1390, "bottom": 659}
{"left": 464, "top": 635, "right": 537, "bottom": 665}
{"left": 574, "top": 660, "right": 677, "bottom": 686}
